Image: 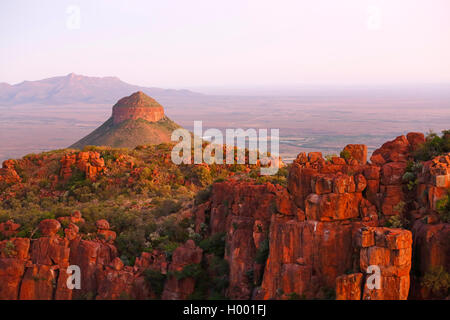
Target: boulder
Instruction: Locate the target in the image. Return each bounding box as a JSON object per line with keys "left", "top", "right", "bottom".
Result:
{"left": 96, "top": 219, "right": 110, "bottom": 230}
{"left": 406, "top": 132, "right": 425, "bottom": 151}
{"left": 372, "top": 135, "right": 410, "bottom": 163}
{"left": 39, "top": 219, "right": 61, "bottom": 237}
{"left": 342, "top": 144, "right": 368, "bottom": 164}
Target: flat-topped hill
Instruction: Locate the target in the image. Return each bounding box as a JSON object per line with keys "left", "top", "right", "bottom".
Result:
{"left": 71, "top": 91, "right": 180, "bottom": 149}
{"left": 112, "top": 91, "right": 165, "bottom": 124}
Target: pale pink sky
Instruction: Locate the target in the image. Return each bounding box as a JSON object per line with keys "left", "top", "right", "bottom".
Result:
{"left": 1, "top": 0, "right": 449, "bottom": 89}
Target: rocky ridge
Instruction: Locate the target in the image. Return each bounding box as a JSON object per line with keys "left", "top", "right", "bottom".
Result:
{"left": 0, "top": 132, "right": 449, "bottom": 300}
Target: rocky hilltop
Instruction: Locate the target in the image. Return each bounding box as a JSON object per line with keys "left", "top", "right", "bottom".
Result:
{"left": 111, "top": 91, "right": 165, "bottom": 124}
{"left": 0, "top": 131, "right": 449, "bottom": 300}
{"left": 70, "top": 92, "right": 180, "bottom": 149}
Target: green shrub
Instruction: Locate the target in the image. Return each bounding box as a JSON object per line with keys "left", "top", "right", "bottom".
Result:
{"left": 199, "top": 232, "right": 226, "bottom": 257}
{"left": 0, "top": 209, "right": 55, "bottom": 238}
{"left": 118, "top": 292, "right": 131, "bottom": 300}
{"left": 406, "top": 179, "right": 418, "bottom": 191}
{"left": 422, "top": 266, "right": 450, "bottom": 297}
{"left": 115, "top": 228, "right": 146, "bottom": 264}
{"left": 191, "top": 256, "right": 229, "bottom": 300}
{"left": 325, "top": 154, "right": 338, "bottom": 162}
{"left": 152, "top": 199, "right": 182, "bottom": 218}
{"left": 286, "top": 292, "right": 303, "bottom": 300}
{"left": 173, "top": 263, "right": 203, "bottom": 280}
{"left": 245, "top": 269, "right": 254, "bottom": 284}
{"left": 195, "top": 186, "right": 212, "bottom": 205}
{"left": 38, "top": 179, "right": 50, "bottom": 188}
{"left": 321, "top": 287, "right": 336, "bottom": 300}
{"left": 187, "top": 269, "right": 209, "bottom": 300}
{"left": 414, "top": 130, "right": 450, "bottom": 161}
{"left": 385, "top": 215, "right": 404, "bottom": 228}
{"left": 392, "top": 201, "right": 406, "bottom": 216}
{"left": 192, "top": 166, "right": 213, "bottom": 187}
{"left": 160, "top": 241, "right": 179, "bottom": 260}
{"left": 209, "top": 255, "right": 229, "bottom": 276}
{"left": 255, "top": 168, "right": 288, "bottom": 187}
{"left": 158, "top": 217, "right": 190, "bottom": 244}
{"left": 188, "top": 290, "right": 206, "bottom": 300}
{"left": 340, "top": 149, "right": 351, "bottom": 161}
{"left": 402, "top": 171, "right": 415, "bottom": 183}
{"left": 66, "top": 169, "right": 87, "bottom": 190}
{"left": 436, "top": 192, "right": 450, "bottom": 223}
{"left": 255, "top": 238, "right": 269, "bottom": 264}
{"left": 144, "top": 269, "right": 166, "bottom": 298}
{"left": 1, "top": 241, "right": 16, "bottom": 257}
{"left": 403, "top": 161, "right": 423, "bottom": 191}
{"left": 73, "top": 291, "right": 96, "bottom": 300}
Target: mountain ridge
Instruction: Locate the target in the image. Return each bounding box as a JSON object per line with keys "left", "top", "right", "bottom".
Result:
{"left": 0, "top": 73, "right": 201, "bottom": 105}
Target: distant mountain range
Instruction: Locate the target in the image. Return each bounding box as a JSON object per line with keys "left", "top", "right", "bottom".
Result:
{"left": 0, "top": 73, "right": 201, "bottom": 105}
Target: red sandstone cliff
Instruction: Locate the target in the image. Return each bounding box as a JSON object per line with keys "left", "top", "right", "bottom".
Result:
{"left": 0, "top": 132, "right": 449, "bottom": 300}
{"left": 111, "top": 91, "right": 165, "bottom": 125}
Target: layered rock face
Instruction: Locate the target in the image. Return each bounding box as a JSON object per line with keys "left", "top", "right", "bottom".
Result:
{"left": 111, "top": 91, "right": 164, "bottom": 125}
{"left": 194, "top": 134, "right": 446, "bottom": 300}
{"left": 202, "top": 180, "right": 298, "bottom": 300}
{"left": 337, "top": 227, "right": 412, "bottom": 300}
{"left": 0, "top": 216, "right": 201, "bottom": 300}
{"left": 255, "top": 145, "right": 413, "bottom": 300}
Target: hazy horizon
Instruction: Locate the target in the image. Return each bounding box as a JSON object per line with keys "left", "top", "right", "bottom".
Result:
{"left": 1, "top": 0, "right": 449, "bottom": 162}
{"left": 2, "top": 72, "right": 449, "bottom": 96}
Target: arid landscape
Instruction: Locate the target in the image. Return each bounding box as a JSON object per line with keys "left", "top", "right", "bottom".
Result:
{"left": 0, "top": 82, "right": 449, "bottom": 301}
{"left": 1, "top": 75, "right": 449, "bottom": 162}
{"left": 1, "top": 0, "right": 449, "bottom": 308}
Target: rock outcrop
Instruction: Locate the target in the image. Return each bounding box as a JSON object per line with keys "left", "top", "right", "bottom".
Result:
{"left": 355, "top": 227, "right": 412, "bottom": 300}
{"left": 112, "top": 91, "right": 165, "bottom": 125}
{"left": 0, "top": 210, "right": 208, "bottom": 300}
{"left": 336, "top": 227, "right": 412, "bottom": 300}
{"left": 0, "top": 132, "right": 448, "bottom": 300}
{"left": 204, "top": 180, "right": 299, "bottom": 300}
{"left": 60, "top": 151, "right": 106, "bottom": 181}
{"left": 0, "top": 160, "right": 21, "bottom": 184}
{"left": 342, "top": 144, "right": 368, "bottom": 165}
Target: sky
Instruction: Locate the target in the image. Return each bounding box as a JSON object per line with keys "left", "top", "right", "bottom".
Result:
{"left": 1, "top": 0, "right": 449, "bottom": 90}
